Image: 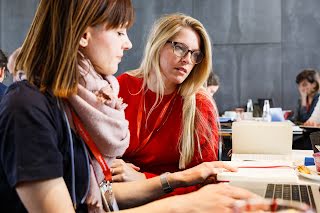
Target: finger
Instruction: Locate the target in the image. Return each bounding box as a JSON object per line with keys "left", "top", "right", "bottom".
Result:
{"left": 210, "top": 161, "right": 238, "bottom": 172}
{"left": 223, "top": 185, "right": 260, "bottom": 200}
{"left": 111, "top": 167, "right": 125, "bottom": 176}
{"left": 127, "top": 163, "right": 140, "bottom": 171}
{"left": 218, "top": 196, "right": 237, "bottom": 208}
{"left": 112, "top": 174, "right": 124, "bottom": 182}
{"left": 111, "top": 159, "right": 124, "bottom": 168}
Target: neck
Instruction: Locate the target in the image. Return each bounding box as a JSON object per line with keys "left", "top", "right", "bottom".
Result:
{"left": 147, "top": 71, "right": 177, "bottom": 95}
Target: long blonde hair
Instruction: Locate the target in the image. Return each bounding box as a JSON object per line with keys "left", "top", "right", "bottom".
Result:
{"left": 15, "top": 0, "right": 134, "bottom": 98}
{"left": 131, "top": 13, "right": 214, "bottom": 168}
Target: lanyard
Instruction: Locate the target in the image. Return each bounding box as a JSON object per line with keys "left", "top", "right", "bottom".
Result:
{"left": 135, "top": 89, "right": 178, "bottom": 154}
{"left": 69, "top": 105, "right": 112, "bottom": 182}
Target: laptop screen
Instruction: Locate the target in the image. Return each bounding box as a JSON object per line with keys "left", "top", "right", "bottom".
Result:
{"left": 232, "top": 121, "right": 292, "bottom": 155}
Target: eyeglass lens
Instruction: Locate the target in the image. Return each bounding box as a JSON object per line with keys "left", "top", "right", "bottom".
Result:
{"left": 172, "top": 42, "right": 203, "bottom": 64}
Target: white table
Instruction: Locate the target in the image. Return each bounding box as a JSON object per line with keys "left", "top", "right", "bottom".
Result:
{"left": 292, "top": 150, "right": 320, "bottom": 185}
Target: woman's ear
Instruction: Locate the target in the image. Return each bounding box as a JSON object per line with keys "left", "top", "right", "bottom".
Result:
{"left": 79, "top": 30, "right": 90, "bottom": 48}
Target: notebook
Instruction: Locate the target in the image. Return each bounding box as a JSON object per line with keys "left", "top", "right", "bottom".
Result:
{"left": 217, "top": 161, "right": 298, "bottom": 183}
{"left": 231, "top": 121, "right": 293, "bottom": 162}
{"left": 229, "top": 181, "right": 320, "bottom": 212}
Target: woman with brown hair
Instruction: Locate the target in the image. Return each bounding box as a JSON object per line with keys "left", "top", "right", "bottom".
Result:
{"left": 0, "top": 49, "right": 8, "bottom": 99}
{"left": 294, "top": 68, "right": 320, "bottom": 123}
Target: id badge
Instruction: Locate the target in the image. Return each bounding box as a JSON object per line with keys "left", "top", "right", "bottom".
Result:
{"left": 100, "top": 180, "right": 119, "bottom": 212}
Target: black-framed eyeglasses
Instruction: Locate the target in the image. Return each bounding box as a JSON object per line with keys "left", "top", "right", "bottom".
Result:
{"left": 167, "top": 41, "right": 204, "bottom": 64}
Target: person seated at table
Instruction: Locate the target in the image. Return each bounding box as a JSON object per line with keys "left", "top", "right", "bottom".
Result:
{"left": 7, "top": 47, "right": 26, "bottom": 82}
{"left": 304, "top": 69, "right": 320, "bottom": 127}
{"left": 116, "top": 13, "right": 219, "bottom": 195}
{"left": 206, "top": 70, "right": 220, "bottom": 121}
{"left": 292, "top": 68, "right": 320, "bottom": 123}
{"left": 206, "top": 71, "right": 220, "bottom": 97}
{"left": 0, "top": 49, "right": 8, "bottom": 100}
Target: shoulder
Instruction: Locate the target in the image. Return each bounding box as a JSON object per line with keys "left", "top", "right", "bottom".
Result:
{"left": 195, "top": 90, "right": 214, "bottom": 109}
{"left": 0, "top": 83, "right": 6, "bottom": 96}
{"left": 117, "top": 71, "right": 142, "bottom": 84}
{"left": 117, "top": 71, "right": 143, "bottom": 96}
{"left": 0, "top": 82, "right": 7, "bottom": 90}
{"left": 195, "top": 90, "right": 217, "bottom": 121}
{"left": 0, "top": 81, "right": 54, "bottom": 117}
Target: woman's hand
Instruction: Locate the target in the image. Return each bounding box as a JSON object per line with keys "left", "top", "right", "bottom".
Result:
{"left": 298, "top": 85, "right": 308, "bottom": 105}
{"left": 178, "top": 183, "right": 259, "bottom": 213}
{"left": 170, "top": 161, "right": 237, "bottom": 188}
{"left": 304, "top": 120, "right": 320, "bottom": 127}
{"left": 111, "top": 159, "right": 146, "bottom": 182}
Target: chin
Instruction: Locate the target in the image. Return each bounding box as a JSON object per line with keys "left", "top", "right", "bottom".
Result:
{"left": 111, "top": 69, "right": 118, "bottom": 75}
{"left": 103, "top": 65, "right": 118, "bottom": 76}
{"left": 175, "top": 76, "right": 187, "bottom": 84}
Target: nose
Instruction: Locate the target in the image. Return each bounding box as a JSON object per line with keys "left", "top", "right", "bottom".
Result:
{"left": 123, "top": 36, "right": 132, "bottom": 50}
{"left": 180, "top": 51, "right": 192, "bottom": 64}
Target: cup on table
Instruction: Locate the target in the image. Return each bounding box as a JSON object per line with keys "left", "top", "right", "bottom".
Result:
{"left": 232, "top": 198, "right": 313, "bottom": 213}
{"left": 243, "top": 112, "right": 253, "bottom": 120}
{"left": 313, "top": 152, "right": 320, "bottom": 172}
{"left": 224, "top": 111, "right": 237, "bottom": 120}
{"left": 235, "top": 108, "right": 245, "bottom": 120}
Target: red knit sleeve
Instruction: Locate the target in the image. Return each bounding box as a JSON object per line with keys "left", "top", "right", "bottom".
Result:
{"left": 187, "top": 92, "right": 219, "bottom": 169}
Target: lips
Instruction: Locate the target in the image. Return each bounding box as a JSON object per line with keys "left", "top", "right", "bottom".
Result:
{"left": 175, "top": 67, "right": 187, "bottom": 73}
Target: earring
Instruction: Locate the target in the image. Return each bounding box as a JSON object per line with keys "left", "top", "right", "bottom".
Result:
{"left": 79, "top": 39, "right": 88, "bottom": 47}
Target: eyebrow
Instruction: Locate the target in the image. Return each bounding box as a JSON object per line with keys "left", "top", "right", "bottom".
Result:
{"left": 173, "top": 40, "right": 200, "bottom": 51}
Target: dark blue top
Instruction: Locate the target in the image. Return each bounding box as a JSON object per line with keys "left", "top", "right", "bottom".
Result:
{"left": 296, "top": 93, "right": 320, "bottom": 123}
{"left": 0, "top": 81, "right": 89, "bottom": 212}
{"left": 0, "top": 82, "right": 7, "bottom": 100}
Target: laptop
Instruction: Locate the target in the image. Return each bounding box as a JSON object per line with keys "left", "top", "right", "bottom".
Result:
{"left": 231, "top": 121, "right": 293, "bottom": 162}
{"left": 230, "top": 181, "right": 320, "bottom": 212}
{"left": 270, "top": 107, "right": 285, "bottom": 122}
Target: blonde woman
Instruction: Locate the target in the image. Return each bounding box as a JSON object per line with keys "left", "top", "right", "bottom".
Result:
{"left": 116, "top": 13, "right": 218, "bottom": 195}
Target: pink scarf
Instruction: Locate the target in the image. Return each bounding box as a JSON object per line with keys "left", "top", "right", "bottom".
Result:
{"left": 68, "top": 57, "right": 130, "bottom": 212}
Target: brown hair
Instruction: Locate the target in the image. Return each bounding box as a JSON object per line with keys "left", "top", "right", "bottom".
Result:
{"left": 207, "top": 71, "right": 220, "bottom": 86}
{"left": 296, "top": 68, "right": 319, "bottom": 92}
{"left": 0, "top": 49, "right": 7, "bottom": 69}
{"left": 16, "top": 0, "right": 134, "bottom": 97}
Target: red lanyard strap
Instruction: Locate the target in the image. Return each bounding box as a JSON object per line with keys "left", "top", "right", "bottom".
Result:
{"left": 69, "top": 104, "right": 112, "bottom": 182}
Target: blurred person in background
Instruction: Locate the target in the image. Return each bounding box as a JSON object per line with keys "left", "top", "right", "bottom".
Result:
{"left": 304, "top": 69, "right": 320, "bottom": 126}
{"left": 206, "top": 71, "right": 220, "bottom": 97}
{"left": 292, "top": 68, "right": 320, "bottom": 124}
{"left": 0, "top": 49, "right": 8, "bottom": 99}
{"left": 7, "top": 47, "right": 26, "bottom": 82}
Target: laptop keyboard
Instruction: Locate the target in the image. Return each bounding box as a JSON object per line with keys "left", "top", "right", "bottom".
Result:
{"left": 265, "top": 184, "right": 316, "bottom": 210}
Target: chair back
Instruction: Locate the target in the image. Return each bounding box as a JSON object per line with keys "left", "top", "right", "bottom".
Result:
{"left": 310, "top": 131, "right": 320, "bottom": 153}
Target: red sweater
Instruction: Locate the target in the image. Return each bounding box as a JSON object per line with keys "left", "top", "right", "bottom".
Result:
{"left": 117, "top": 73, "right": 218, "bottom": 195}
